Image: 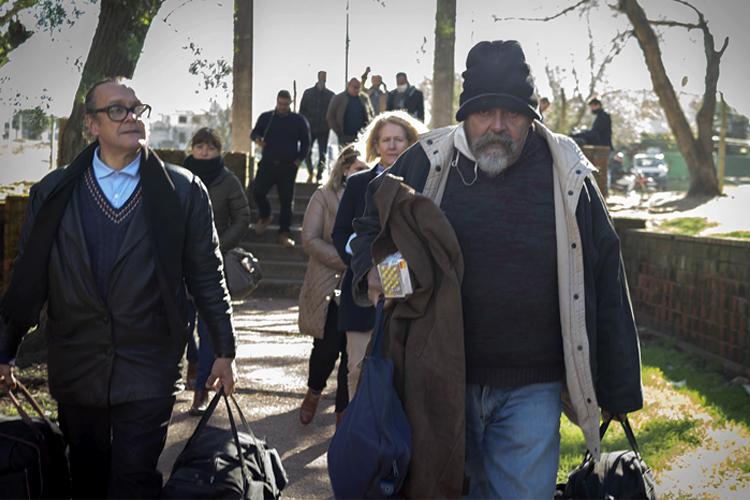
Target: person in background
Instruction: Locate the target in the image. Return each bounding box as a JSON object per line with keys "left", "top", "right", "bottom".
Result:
{"left": 361, "top": 66, "right": 388, "bottom": 116}
{"left": 331, "top": 110, "right": 426, "bottom": 401}
{"left": 183, "top": 127, "right": 250, "bottom": 415}
{"left": 299, "top": 70, "right": 335, "bottom": 183}
{"left": 251, "top": 90, "right": 311, "bottom": 248}
{"left": 297, "top": 145, "right": 368, "bottom": 427}
{"left": 326, "top": 78, "right": 374, "bottom": 147}
{"left": 539, "top": 97, "right": 550, "bottom": 118}
{"left": 572, "top": 98, "right": 613, "bottom": 149}
{"left": 386, "top": 72, "right": 425, "bottom": 122}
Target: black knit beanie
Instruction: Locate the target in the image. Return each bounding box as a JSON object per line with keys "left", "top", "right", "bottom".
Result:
{"left": 456, "top": 40, "right": 540, "bottom": 122}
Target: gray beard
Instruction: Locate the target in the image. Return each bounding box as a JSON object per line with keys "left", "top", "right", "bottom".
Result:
{"left": 470, "top": 131, "right": 519, "bottom": 177}
{"left": 476, "top": 150, "right": 512, "bottom": 177}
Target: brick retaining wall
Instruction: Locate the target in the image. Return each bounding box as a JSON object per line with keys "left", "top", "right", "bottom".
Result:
{"left": 620, "top": 230, "right": 750, "bottom": 370}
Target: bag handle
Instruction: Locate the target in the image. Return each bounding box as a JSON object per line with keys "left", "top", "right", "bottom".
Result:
{"left": 584, "top": 415, "right": 643, "bottom": 463}
{"left": 6, "top": 381, "right": 55, "bottom": 437}
{"left": 223, "top": 389, "right": 250, "bottom": 491}
{"left": 181, "top": 388, "right": 251, "bottom": 491}
{"left": 369, "top": 298, "right": 386, "bottom": 358}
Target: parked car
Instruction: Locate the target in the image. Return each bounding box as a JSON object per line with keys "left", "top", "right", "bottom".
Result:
{"left": 632, "top": 152, "right": 669, "bottom": 190}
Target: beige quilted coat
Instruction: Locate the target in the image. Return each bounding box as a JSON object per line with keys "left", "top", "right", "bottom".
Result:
{"left": 298, "top": 186, "right": 347, "bottom": 338}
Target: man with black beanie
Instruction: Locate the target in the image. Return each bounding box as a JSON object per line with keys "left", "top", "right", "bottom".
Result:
{"left": 349, "top": 40, "right": 643, "bottom": 498}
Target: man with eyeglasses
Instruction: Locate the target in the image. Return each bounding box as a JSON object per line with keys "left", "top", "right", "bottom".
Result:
{"left": 0, "top": 77, "right": 237, "bottom": 498}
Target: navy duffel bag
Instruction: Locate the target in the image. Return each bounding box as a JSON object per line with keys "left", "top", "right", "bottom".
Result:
{"left": 327, "top": 299, "right": 411, "bottom": 498}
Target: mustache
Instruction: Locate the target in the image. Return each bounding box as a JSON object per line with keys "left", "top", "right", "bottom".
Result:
{"left": 471, "top": 131, "right": 514, "bottom": 152}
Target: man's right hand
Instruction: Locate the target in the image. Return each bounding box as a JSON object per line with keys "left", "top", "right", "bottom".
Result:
{"left": 367, "top": 267, "right": 384, "bottom": 305}
{"left": 254, "top": 138, "right": 265, "bottom": 148}
{"left": 0, "top": 364, "right": 17, "bottom": 394}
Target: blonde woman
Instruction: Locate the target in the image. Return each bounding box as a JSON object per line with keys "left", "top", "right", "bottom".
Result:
{"left": 298, "top": 145, "right": 368, "bottom": 426}
{"left": 331, "top": 111, "right": 427, "bottom": 401}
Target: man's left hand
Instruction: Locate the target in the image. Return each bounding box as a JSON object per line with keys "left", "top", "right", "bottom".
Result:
{"left": 293, "top": 159, "right": 302, "bottom": 167}
{"left": 206, "top": 357, "right": 236, "bottom": 395}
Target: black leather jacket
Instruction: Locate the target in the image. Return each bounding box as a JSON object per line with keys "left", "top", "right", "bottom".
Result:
{"left": 1, "top": 161, "right": 235, "bottom": 407}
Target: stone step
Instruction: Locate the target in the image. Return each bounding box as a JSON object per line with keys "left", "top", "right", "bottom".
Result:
{"left": 261, "top": 259, "right": 308, "bottom": 280}
{"left": 252, "top": 277, "right": 303, "bottom": 299}
{"left": 240, "top": 242, "right": 308, "bottom": 262}
{"left": 247, "top": 183, "right": 318, "bottom": 200}
{"left": 250, "top": 208, "right": 305, "bottom": 226}
{"left": 243, "top": 225, "right": 302, "bottom": 244}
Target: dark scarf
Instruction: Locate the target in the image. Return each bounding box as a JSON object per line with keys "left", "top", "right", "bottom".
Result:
{"left": 184, "top": 155, "right": 225, "bottom": 188}
{"left": 0, "top": 141, "right": 185, "bottom": 332}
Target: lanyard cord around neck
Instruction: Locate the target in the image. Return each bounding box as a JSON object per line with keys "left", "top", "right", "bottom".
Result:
{"left": 450, "top": 148, "right": 478, "bottom": 187}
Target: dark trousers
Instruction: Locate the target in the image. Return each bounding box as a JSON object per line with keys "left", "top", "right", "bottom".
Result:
{"left": 57, "top": 396, "right": 175, "bottom": 499}
{"left": 305, "top": 131, "right": 329, "bottom": 179}
{"left": 252, "top": 160, "right": 297, "bottom": 233}
{"left": 307, "top": 301, "right": 349, "bottom": 412}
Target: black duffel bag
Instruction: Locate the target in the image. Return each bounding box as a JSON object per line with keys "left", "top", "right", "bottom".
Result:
{"left": 0, "top": 381, "right": 70, "bottom": 499}
{"left": 224, "top": 248, "right": 263, "bottom": 300}
{"left": 162, "top": 388, "right": 287, "bottom": 499}
{"left": 556, "top": 416, "right": 657, "bottom": 499}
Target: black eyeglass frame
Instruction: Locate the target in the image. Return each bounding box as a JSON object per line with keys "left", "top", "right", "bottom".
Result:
{"left": 87, "top": 103, "right": 152, "bottom": 122}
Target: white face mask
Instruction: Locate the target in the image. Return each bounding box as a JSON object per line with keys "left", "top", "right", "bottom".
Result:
{"left": 397, "top": 84, "right": 408, "bottom": 93}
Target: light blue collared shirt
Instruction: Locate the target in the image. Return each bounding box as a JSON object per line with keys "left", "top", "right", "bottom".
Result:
{"left": 92, "top": 147, "right": 141, "bottom": 209}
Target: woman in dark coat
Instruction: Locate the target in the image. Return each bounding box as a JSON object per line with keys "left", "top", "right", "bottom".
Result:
{"left": 184, "top": 128, "right": 251, "bottom": 414}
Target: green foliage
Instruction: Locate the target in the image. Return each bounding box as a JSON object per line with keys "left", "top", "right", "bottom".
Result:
{"left": 712, "top": 231, "right": 750, "bottom": 240}
{"left": 655, "top": 217, "right": 719, "bottom": 236}
{"left": 11, "top": 106, "right": 49, "bottom": 139}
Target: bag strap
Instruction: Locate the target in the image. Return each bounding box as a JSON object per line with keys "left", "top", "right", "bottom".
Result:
{"left": 223, "top": 389, "right": 250, "bottom": 491}
{"left": 369, "top": 298, "right": 386, "bottom": 358}
{"left": 182, "top": 388, "right": 224, "bottom": 453}
{"left": 583, "top": 415, "right": 643, "bottom": 463}
{"left": 7, "top": 381, "right": 54, "bottom": 437}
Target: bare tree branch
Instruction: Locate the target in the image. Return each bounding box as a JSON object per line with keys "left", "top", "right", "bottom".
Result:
{"left": 647, "top": 19, "right": 700, "bottom": 30}
{"left": 492, "top": 0, "right": 592, "bottom": 22}
{"left": 671, "top": 0, "right": 705, "bottom": 23}
{"left": 718, "top": 35, "right": 729, "bottom": 56}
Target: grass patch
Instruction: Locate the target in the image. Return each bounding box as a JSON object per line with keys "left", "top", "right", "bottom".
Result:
{"left": 712, "top": 231, "right": 750, "bottom": 240}
{"left": 557, "top": 415, "right": 701, "bottom": 483}
{"left": 641, "top": 340, "right": 750, "bottom": 429}
{"left": 558, "top": 339, "right": 750, "bottom": 484}
{"left": 655, "top": 217, "right": 719, "bottom": 236}
{"left": 0, "top": 363, "right": 57, "bottom": 420}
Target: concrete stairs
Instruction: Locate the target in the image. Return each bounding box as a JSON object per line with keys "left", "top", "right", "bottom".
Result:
{"left": 242, "top": 182, "right": 319, "bottom": 299}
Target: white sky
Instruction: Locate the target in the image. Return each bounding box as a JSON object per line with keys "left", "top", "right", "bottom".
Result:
{"left": 1, "top": 0, "right": 749, "bottom": 125}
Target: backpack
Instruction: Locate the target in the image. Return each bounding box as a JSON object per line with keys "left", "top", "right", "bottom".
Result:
{"left": 327, "top": 299, "right": 412, "bottom": 498}
{"left": 0, "top": 381, "right": 71, "bottom": 499}
{"left": 162, "top": 389, "right": 287, "bottom": 499}
{"left": 556, "top": 416, "right": 657, "bottom": 499}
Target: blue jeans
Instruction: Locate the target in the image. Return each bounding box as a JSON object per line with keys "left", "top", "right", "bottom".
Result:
{"left": 186, "top": 302, "right": 214, "bottom": 390}
{"left": 464, "top": 381, "right": 563, "bottom": 499}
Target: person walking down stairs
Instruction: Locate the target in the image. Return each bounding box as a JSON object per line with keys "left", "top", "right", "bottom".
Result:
{"left": 251, "top": 89, "right": 311, "bottom": 248}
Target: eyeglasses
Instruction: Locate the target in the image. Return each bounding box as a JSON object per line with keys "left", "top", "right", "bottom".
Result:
{"left": 87, "top": 103, "right": 152, "bottom": 122}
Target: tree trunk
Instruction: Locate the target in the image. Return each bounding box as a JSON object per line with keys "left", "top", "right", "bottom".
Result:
{"left": 231, "top": 0, "right": 253, "bottom": 154}
{"left": 430, "top": 0, "right": 456, "bottom": 128}
{"left": 58, "top": 0, "right": 163, "bottom": 166}
{"left": 618, "top": 0, "right": 720, "bottom": 197}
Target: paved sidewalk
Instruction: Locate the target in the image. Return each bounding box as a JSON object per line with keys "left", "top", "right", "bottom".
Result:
{"left": 158, "top": 298, "right": 336, "bottom": 498}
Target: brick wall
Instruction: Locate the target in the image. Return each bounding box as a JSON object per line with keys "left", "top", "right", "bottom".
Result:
{"left": 620, "top": 229, "right": 750, "bottom": 370}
